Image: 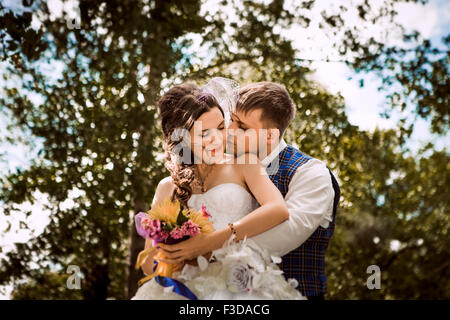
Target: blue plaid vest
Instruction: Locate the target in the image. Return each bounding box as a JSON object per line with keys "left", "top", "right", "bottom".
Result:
{"left": 268, "top": 145, "right": 340, "bottom": 297}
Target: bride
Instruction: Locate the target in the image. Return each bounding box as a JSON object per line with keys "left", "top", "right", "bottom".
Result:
{"left": 131, "top": 78, "right": 305, "bottom": 300}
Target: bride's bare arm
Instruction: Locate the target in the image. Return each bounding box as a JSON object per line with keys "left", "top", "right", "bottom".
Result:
{"left": 203, "top": 153, "right": 289, "bottom": 248}
{"left": 140, "top": 177, "right": 174, "bottom": 275}
{"left": 157, "top": 153, "right": 289, "bottom": 263}
{"left": 230, "top": 152, "right": 289, "bottom": 238}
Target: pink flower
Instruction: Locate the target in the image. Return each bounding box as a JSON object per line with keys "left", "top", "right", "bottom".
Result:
{"left": 147, "top": 219, "right": 161, "bottom": 236}
{"left": 145, "top": 218, "right": 168, "bottom": 241}
{"left": 201, "top": 204, "right": 211, "bottom": 218}
{"left": 135, "top": 212, "right": 151, "bottom": 238}
{"left": 181, "top": 221, "right": 200, "bottom": 237}
{"left": 135, "top": 212, "right": 168, "bottom": 241}
{"left": 141, "top": 217, "right": 152, "bottom": 231}
{"left": 169, "top": 221, "right": 200, "bottom": 240}
{"left": 170, "top": 227, "right": 185, "bottom": 240}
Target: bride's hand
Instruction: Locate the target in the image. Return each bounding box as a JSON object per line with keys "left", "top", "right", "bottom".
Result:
{"left": 157, "top": 233, "right": 217, "bottom": 264}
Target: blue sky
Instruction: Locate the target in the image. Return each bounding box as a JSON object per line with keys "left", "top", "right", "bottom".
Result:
{"left": 0, "top": 0, "right": 449, "bottom": 299}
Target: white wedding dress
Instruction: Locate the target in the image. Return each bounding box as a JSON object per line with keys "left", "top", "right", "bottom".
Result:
{"left": 131, "top": 183, "right": 305, "bottom": 300}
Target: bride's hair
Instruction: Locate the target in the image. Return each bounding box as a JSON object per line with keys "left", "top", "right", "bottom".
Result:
{"left": 157, "top": 83, "right": 223, "bottom": 207}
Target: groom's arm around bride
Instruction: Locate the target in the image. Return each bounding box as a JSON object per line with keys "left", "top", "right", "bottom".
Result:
{"left": 252, "top": 151, "right": 336, "bottom": 258}
{"left": 231, "top": 82, "right": 340, "bottom": 299}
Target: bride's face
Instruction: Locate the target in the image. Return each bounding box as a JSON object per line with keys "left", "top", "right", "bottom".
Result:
{"left": 190, "top": 106, "right": 226, "bottom": 164}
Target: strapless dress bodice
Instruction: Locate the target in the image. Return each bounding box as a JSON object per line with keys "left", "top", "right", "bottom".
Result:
{"left": 187, "top": 183, "right": 259, "bottom": 230}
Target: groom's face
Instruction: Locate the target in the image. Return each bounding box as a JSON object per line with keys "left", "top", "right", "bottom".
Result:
{"left": 226, "top": 109, "right": 271, "bottom": 158}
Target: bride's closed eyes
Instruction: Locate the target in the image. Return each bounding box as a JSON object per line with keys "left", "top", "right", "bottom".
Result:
{"left": 200, "top": 120, "right": 225, "bottom": 137}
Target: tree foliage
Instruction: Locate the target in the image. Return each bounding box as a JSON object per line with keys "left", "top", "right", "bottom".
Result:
{"left": 0, "top": 0, "right": 448, "bottom": 299}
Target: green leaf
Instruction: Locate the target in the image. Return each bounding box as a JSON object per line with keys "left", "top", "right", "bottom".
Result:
{"left": 176, "top": 207, "right": 189, "bottom": 226}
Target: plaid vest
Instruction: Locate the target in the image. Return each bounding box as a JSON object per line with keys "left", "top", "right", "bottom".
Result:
{"left": 268, "top": 145, "right": 340, "bottom": 297}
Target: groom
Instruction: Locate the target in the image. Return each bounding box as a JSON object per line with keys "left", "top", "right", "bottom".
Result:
{"left": 227, "top": 82, "right": 340, "bottom": 300}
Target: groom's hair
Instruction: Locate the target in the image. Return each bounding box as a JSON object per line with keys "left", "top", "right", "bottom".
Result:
{"left": 236, "top": 82, "right": 295, "bottom": 135}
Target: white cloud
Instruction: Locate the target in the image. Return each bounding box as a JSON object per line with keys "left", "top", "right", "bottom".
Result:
{"left": 300, "top": 0, "right": 449, "bottom": 152}
{"left": 394, "top": 1, "right": 440, "bottom": 39}
{"left": 311, "top": 59, "right": 449, "bottom": 152}
{"left": 0, "top": 285, "right": 13, "bottom": 300}
{"left": 311, "top": 61, "right": 400, "bottom": 131}
{"left": 47, "top": 0, "right": 64, "bottom": 18}
{"left": 0, "top": 191, "right": 52, "bottom": 251}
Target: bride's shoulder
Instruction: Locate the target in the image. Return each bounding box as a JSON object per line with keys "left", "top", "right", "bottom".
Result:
{"left": 157, "top": 176, "right": 174, "bottom": 191}
{"left": 153, "top": 177, "right": 175, "bottom": 204}
{"left": 220, "top": 152, "right": 260, "bottom": 165}
{"left": 235, "top": 152, "right": 261, "bottom": 166}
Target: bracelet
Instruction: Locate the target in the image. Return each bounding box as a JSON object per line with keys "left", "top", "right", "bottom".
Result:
{"left": 228, "top": 223, "right": 238, "bottom": 240}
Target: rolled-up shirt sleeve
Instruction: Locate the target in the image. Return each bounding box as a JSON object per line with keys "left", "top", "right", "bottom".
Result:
{"left": 250, "top": 159, "right": 335, "bottom": 257}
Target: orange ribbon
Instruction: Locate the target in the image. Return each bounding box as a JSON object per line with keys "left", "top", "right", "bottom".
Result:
{"left": 135, "top": 247, "right": 184, "bottom": 286}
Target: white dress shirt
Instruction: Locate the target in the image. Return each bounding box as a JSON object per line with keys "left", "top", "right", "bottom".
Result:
{"left": 251, "top": 139, "right": 336, "bottom": 257}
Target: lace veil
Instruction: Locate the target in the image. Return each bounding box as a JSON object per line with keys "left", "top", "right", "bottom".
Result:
{"left": 201, "top": 77, "right": 240, "bottom": 127}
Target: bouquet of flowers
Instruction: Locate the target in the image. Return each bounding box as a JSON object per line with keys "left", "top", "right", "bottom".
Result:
{"left": 134, "top": 197, "right": 214, "bottom": 286}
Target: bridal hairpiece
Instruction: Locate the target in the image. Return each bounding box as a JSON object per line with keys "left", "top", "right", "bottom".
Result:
{"left": 201, "top": 77, "right": 240, "bottom": 127}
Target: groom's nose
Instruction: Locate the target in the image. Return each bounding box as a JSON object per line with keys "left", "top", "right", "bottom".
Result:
{"left": 227, "top": 120, "right": 238, "bottom": 130}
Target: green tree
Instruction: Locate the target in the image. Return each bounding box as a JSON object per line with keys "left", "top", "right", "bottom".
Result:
{"left": 1, "top": 0, "right": 212, "bottom": 299}
{"left": 10, "top": 270, "right": 84, "bottom": 300}
{"left": 0, "top": 0, "right": 448, "bottom": 300}
{"left": 352, "top": 31, "right": 450, "bottom": 135}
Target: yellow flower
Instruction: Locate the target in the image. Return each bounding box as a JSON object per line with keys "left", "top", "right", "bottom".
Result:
{"left": 147, "top": 197, "right": 180, "bottom": 226}
{"left": 183, "top": 209, "right": 215, "bottom": 233}
{"left": 146, "top": 197, "right": 214, "bottom": 233}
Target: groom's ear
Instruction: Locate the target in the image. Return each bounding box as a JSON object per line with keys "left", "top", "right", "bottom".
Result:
{"left": 267, "top": 128, "right": 280, "bottom": 143}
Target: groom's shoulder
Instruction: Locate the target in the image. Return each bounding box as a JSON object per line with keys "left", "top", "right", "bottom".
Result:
{"left": 286, "top": 144, "right": 312, "bottom": 160}
{"left": 286, "top": 145, "right": 333, "bottom": 177}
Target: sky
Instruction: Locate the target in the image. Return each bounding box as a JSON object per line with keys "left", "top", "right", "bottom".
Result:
{"left": 0, "top": 0, "right": 449, "bottom": 299}
{"left": 286, "top": 0, "right": 450, "bottom": 153}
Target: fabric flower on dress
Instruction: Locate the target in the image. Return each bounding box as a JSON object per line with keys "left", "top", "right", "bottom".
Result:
{"left": 161, "top": 233, "right": 305, "bottom": 300}
{"left": 226, "top": 262, "right": 250, "bottom": 293}
{"left": 182, "top": 236, "right": 306, "bottom": 299}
